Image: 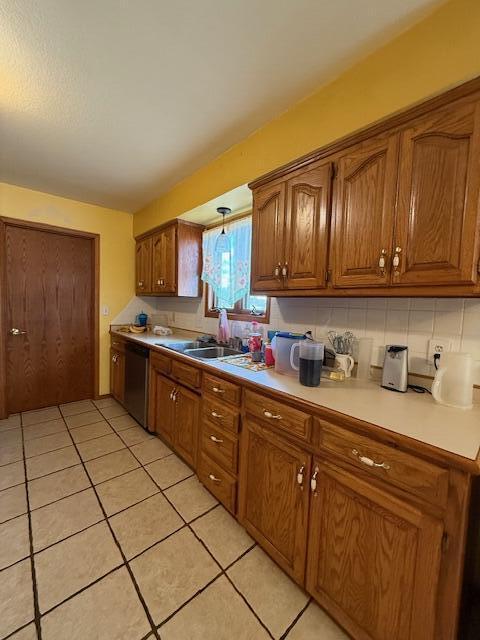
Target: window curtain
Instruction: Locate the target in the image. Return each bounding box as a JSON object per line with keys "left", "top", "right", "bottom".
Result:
{"left": 201, "top": 216, "right": 252, "bottom": 308}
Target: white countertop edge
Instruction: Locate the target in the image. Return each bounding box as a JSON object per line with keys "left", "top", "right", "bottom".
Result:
{"left": 111, "top": 329, "right": 480, "bottom": 462}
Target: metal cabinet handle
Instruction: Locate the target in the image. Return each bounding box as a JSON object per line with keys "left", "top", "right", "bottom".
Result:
{"left": 138, "top": 280, "right": 144, "bottom": 287}
{"left": 263, "top": 410, "right": 282, "bottom": 420}
{"left": 378, "top": 249, "right": 387, "bottom": 276}
{"left": 310, "top": 467, "right": 319, "bottom": 493}
{"left": 392, "top": 246, "right": 402, "bottom": 275}
{"left": 156, "top": 278, "right": 165, "bottom": 286}
{"left": 169, "top": 388, "right": 178, "bottom": 402}
{"left": 274, "top": 262, "right": 282, "bottom": 278}
{"left": 296, "top": 464, "right": 305, "bottom": 488}
{"left": 9, "top": 328, "right": 27, "bottom": 336}
{"left": 211, "top": 411, "right": 223, "bottom": 419}
{"left": 212, "top": 387, "right": 225, "bottom": 394}
{"left": 352, "top": 449, "right": 390, "bottom": 470}
{"left": 112, "top": 354, "right": 118, "bottom": 363}
{"left": 209, "top": 435, "right": 224, "bottom": 444}
{"left": 281, "top": 263, "right": 288, "bottom": 278}
{"left": 208, "top": 474, "right": 221, "bottom": 483}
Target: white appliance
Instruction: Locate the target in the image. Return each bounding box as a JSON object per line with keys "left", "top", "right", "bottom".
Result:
{"left": 431, "top": 352, "right": 474, "bottom": 410}
{"left": 381, "top": 345, "right": 408, "bottom": 392}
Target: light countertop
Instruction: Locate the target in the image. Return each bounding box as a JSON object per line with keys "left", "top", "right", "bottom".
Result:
{"left": 112, "top": 328, "right": 480, "bottom": 462}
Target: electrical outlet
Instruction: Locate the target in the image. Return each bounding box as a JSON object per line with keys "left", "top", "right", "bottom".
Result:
{"left": 102, "top": 305, "right": 110, "bottom": 316}
{"left": 427, "top": 339, "right": 451, "bottom": 362}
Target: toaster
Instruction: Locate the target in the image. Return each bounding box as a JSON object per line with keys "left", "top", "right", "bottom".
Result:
{"left": 381, "top": 345, "right": 408, "bottom": 392}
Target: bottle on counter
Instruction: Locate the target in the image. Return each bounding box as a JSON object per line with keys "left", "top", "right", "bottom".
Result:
{"left": 248, "top": 320, "right": 263, "bottom": 363}
{"left": 264, "top": 342, "right": 275, "bottom": 366}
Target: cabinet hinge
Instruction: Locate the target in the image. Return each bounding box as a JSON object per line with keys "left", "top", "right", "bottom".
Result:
{"left": 441, "top": 531, "right": 449, "bottom": 554}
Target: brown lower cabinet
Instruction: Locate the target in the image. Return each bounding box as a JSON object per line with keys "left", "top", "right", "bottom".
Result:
{"left": 238, "top": 419, "right": 311, "bottom": 583}
{"left": 110, "top": 347, "right": 125, "bottom": 404}
{"left": 150, "top": 369, "right": 199, "bottom": 467}
{"left": 174, "top": 384, "right": 200, "bottom": 467}
{"left": 306, "top": 461, "right": 443, "bottom": 640}
{"left": 121, "top": 336, "right": 478, "bottom": 640}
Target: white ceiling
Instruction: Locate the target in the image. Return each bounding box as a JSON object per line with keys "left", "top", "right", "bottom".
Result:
{"left": 0, "top": 0, "right": 442, "bottom": 212}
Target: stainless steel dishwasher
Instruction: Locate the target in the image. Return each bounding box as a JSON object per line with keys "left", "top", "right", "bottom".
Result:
{"left": 124, "top": 342, "right": 150, "bottom": 429}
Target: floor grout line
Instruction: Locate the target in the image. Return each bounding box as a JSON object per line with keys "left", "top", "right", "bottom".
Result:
{"left": 25, "top": 460, "right": 81, "bottom": 483}
{"left": 279, "top": 597, "right": 312, "bottom": 639}
{"left": 19, "top": 416, "right": 43, "bottom": 640}
{"left": 5, "top": 400, "right": 312, "bottom": 640}
{"left": 0, "top": 509, "right": 29, "bottom": 527}
{"left": 62, "top": 417, "right": 162, "bottom": 640}
{"left": 31, "top": 515, "right": 104, "bottom": 557}
{"left": 38, "top": 560, "right": 124, "bottom": 618}
{"left": 119, "top": 429, "right": 277, "bottom": 639}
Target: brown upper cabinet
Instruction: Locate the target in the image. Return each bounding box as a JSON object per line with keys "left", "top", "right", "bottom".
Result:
{"left": 251, "top": 162, "right": 332, "bottom": 292}
{"left": 394, "top": 100, "right": 480, "bottom": 286}
{"left": 152, "top": 225, "right": 176, "bottom": 294}
{"left": 135, "top": 219, "right": 203, "bottom": 297}
{"left": 250, "top": 80, "right": 480, "bottom": 296}
{"left": 333, "top": 133, "right": 399, "bottom": 288}
{"left": 135, "top": 236, "right": 152, "bottom": 294}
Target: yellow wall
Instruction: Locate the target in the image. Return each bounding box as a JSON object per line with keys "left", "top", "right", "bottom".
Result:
{"left": 135, "top": 0, "right": 480, "bottom": 235}
{"left": 0, "top": 182, "right": 134, "bottom": 395}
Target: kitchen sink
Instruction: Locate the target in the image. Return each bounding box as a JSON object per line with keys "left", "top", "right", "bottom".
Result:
{"left": 183, "top": 346, "right": 243, "bottom": 359}
{"left": 155, "top": 341, "right": 202, "bottom": 352}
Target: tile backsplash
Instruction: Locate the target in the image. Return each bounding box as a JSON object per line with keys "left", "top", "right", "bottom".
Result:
{"left": 113, "top": 294, "right": 480, "bottom": 384}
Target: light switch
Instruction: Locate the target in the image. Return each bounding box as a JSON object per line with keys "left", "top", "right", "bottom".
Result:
{"left": 102, "top": 305, "right": 110, "bottom": 316}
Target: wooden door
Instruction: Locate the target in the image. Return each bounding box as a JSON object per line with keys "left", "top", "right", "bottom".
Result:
{"left": 135, "top": 237, "right": 152, "bottom": 294}
{"left": 4, "top": 222, "right": 95, "bottom": 412}
{"left": 251, "top": 182, "right": 286, "bottom": 291}
{"left": 110, "top": 349, "right": 125, "bottom": 403}
{"left": 394, "top": 100, "right": 480, "bottom": 285}
{"left": 154, "top": 373, "right": 176, "bottom": 446}
{"left": 284, "top": 163, "right": 332, "bottom": 289}
{"left": 174, "top": 384, "right": 199, "bottom": 468}
{"left": 238, "top": 419, "right": 311, "bottom": 583}
{"left": 306, "top": 461, "right": 443, "bottom": 640}
{"left": 152, "top": 226, "right": 176, "bottom": 294}
{"left": 333, "top": 134, "right": 399, "bottom": 287}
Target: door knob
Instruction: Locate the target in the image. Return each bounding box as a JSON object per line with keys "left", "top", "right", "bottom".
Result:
{"left": 9, "top": 328, "right": 26, "bottom": 336}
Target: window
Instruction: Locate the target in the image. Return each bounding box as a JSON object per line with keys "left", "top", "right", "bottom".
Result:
{"left": 202, "top": 215, "right": 269, "bottom": 323}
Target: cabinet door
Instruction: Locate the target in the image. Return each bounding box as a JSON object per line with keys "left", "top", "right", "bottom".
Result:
{"left": 135, "top": 237, "right": 153, "bottom": 294}
{"left": 394, "top": 100, "right": 480, "bottom": 285}
{"left": 152, "top": 226, "right": 177, "bottom": 294}
{"left": 238, "top": 419, "right": 311, "bottom": 583}
{"left": 333, "top": 134, "right": 399, "bottom": 287}
{"left": 251, "top": 182, "right": 286, "bottom": 291}
{"left": 154, "top": 373, "right": 176, "bottom": 446}
{"left": 306, "top": 461, "right": 443, "bottom": 640}
{"left": 284, "top": 163, "right": 332, "bottom": 289}
{"left": 110, "top": 349, "right": 125, "bottom": 403}
{"left": 174, "top": 385, "right": 199, "bottom": 468}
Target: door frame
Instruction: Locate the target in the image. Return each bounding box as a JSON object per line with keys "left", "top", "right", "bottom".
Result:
{"left": 0, "top": 216, "right": 100, "bottom": 418}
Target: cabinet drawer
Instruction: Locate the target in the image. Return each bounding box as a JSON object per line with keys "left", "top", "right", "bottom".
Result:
{"left": 110, "top": 336, "right": 126, "bottom": 352}
{"left": 244, "top": 390, "right": 312, "bottom": 441}
{"left": 202, "top": 398, "right": 240, "bottom": 434}
{"left": 203, "top": 373, "right": 241, "bottom": 407}
{"left": 171, "top": 359, "right": 201, "bottom": 389}
{"left": 198, "top": 452, "right": 237, "bottom": 513}
{"left": 317, "top": 421, "right": 449, "bottom": 507}
{"left": 150, "top": 351, "right": 171, "bottom": 375}
{"left": 201, "top": 420, "right": 238, "bottom": 474}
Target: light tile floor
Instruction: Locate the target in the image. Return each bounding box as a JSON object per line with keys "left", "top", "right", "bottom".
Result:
{"left": 0, "top": 398, "right": 348, "bottom": 640}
